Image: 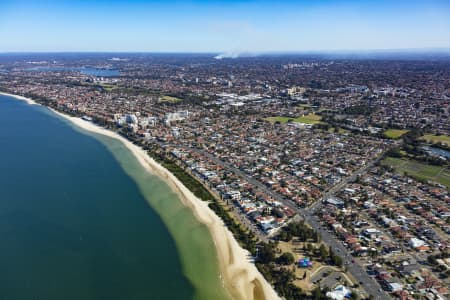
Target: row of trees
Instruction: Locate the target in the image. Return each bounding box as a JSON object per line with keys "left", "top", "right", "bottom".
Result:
{"left": 145, "top": 148, "right": 313, "bottom": 299}
{"left": 386, "top": 128, "right": 448, "bottom": 166}
{"left": 279, "top": 221, "right": 321, "bottom": 243}
{"left": 10, "top": 94, "right": 336, "bottom": 300}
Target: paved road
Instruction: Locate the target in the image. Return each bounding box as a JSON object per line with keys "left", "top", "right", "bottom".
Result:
{"left": 303, "top": 209, "right": 389, "bottom": 300}
{"left": 192, "top": 147, "right": 299, "bottom": 210}
{"left": 171, "top": 154, "right": 270, "bottom": 242}
{"left": 168, "top": 143, "right": 392, "bottom": 299}
{"left": 311, "top": 147, "right": 389, "bottom": 210}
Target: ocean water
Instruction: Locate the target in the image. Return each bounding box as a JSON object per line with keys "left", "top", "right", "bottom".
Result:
{"left": 0, "top": 94, "right": 228, "bottom": 300}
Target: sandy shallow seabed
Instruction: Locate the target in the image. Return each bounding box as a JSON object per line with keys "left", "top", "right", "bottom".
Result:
{"left": 2, "top": 92, "right": 280, "bottom": 300}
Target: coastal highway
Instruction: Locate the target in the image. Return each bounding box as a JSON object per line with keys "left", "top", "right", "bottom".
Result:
{"left": 178, "top": 145, "right": 391, "bottom": 300}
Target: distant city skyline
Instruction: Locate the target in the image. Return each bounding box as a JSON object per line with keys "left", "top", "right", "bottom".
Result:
{"left": 1, "top": 0, "right": 449, "bottom": 53}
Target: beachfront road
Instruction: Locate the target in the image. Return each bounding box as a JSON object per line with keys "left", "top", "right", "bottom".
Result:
{"left": 179, "top": 145, "right": 392, "bottom": 300}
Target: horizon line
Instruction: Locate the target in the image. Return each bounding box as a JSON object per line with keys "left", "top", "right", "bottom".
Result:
{"left": 1, "top": 47, "right": 450, "bottom": 55}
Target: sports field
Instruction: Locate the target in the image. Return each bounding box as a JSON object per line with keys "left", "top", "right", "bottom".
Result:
{"left": 159, "top": 95, "right": 182, "bottom": 103}
{"left": 382, "top": 157, "right": 450, "bottom": 189}
{"left": 265, "top": 113, "right": 324, "bottom": 125}
{"left": 420, "top": 134, "right": 450, "bottom": 146}
{"left": 383, "top": 129, "right": 409, "bottom": 139}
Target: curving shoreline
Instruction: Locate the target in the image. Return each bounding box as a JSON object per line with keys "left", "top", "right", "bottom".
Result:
{"left": 0, "top": 93, "right": 37, "bottom": 105}
{"left": 2, "top": 92, "right": 279, "bottom": 300}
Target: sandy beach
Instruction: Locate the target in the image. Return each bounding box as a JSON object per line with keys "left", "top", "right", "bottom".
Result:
{"left": 7, "top": 93, "right": 279, "bottom": 300}
{"left": 0, "top": 92, "right": 37, "bottom": 105}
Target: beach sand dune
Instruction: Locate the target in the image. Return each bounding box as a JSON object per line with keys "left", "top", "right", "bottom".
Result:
{"left": 3, "top": 92, "right": 279, "bottom": 300}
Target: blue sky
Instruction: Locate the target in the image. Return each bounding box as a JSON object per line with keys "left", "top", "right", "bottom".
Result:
{"left": 0, "top": 0, "right": 449, "bottom": 52}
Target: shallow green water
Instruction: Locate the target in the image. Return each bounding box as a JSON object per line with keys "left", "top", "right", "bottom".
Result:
{"left": 0, "top": 94, "right": 228, "bottom": 300}
{"left": 76, "top": 123, "right": 230, "bottom": 300}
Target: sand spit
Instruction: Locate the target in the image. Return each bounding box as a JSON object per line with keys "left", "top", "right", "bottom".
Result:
{"left": 10, "top": 94, "right": 280, "bottom": 300}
